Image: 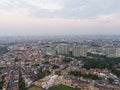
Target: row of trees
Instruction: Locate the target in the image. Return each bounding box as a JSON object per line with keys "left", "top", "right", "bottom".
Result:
{"left": 83, "top": 58, "right": 108, "bottom": 70}
{"left": 70, "top": 71, "right": 101, "bottom": 80}
{"left": 82, "top": 56, "right": 120, "bottom": 77}
{"left": 87, "top": 52, "right": 106, "bottom": 58}
{"left": 19, "top": 71, "right": 26, "bottom": 90}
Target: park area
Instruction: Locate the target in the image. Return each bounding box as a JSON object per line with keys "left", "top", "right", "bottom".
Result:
{"left": 48, "top": 85, "right": 80, "bottom": 90}
{"left": 27, "top": 85, "right": 44, "bottom": 90}
{"left": 27, "top": 85, "right": 80, "bottom": 90}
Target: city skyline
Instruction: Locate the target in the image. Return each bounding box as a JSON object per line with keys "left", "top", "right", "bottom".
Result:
{"left": 0, "top": 0, "right": 120, "bottom": 36}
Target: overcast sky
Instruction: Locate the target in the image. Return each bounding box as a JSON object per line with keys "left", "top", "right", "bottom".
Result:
{"left": 0, "top": 0, "right": 120, "bottom": 36}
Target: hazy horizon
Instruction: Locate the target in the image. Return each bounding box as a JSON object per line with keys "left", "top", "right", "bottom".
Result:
{"left": 0, "top": 0, "right": 120, "bottom": 36}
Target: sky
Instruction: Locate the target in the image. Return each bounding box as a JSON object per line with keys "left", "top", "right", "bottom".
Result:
{"left": 0, "top": 0, "right": 120, "bottom": 36}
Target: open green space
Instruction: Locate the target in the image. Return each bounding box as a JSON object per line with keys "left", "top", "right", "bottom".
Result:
{"left": 48, "top": 85, "right": 80, "bottom": 90}
{"left": 27, "top": 85, "right": 44, "bottom": 90}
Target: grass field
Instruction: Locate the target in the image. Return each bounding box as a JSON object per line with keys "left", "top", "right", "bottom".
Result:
{"left": 48, "top": 85, "right": 81, "bottom": 90}
{"left": 27, "top": 85, "right": 44, "bottom": 90}
{"left": 27, "top": 85, "right": 81, "bottom": 90}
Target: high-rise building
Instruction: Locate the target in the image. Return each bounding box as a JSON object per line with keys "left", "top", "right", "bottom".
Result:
{"left": 72, "top": 45, "right": 88, "bottom": 57}
{"left": 105, "top": 47, "right": 120, "bottom": 57}
{"left": 56, "top": 44, "right": 70, "bottom": 55}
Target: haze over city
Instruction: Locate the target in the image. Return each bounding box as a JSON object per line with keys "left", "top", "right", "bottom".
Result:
{"left": 1, "top": 1, "right": 120, "bottom": 90}
{"left": 0, "top": 0, "right": 120, "bottom": 36}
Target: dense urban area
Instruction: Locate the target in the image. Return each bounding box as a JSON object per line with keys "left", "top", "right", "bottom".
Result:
{"left": 0, "top": 36, "right": 120, "bottom": 90}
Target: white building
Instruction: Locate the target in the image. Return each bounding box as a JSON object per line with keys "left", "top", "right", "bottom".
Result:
{"left": 105, "top": 47, "right": 120, "bottom": 57}
{"left": 56, "top": 44, "right": 70, "bottom": 55}
{"left": 72, "top": 45, "right": 88, "bottom": 57}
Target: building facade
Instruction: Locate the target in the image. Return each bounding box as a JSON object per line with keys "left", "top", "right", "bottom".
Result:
{"left": 105, "top": 47, "right": 120, "bottom": 57}
{"left": 72, "top": 45, "right": 88, "bottom": 57}
{"left": 56, "top": 44, "right": 70, "bottom": 55}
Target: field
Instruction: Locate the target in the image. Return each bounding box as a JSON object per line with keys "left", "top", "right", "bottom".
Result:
{"left": 48, "top": 85, "right": 81, "bottom": 90}
{"left": 27, "top": 85, "right": 44, "bottom": 90}
{"left": 27, "top": 85, "right": 80, "bottom": 90}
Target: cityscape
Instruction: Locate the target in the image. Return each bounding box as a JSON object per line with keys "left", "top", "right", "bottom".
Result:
{"left": 0, "top": 36, "right": 120, "bottom": 90}
{"left": 0, "top": 0, "right": 120, "bottom": 90}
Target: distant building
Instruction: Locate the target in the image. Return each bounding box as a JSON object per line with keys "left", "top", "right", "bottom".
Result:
{"left": 105, "top": 47, "right": 120, "bottom": 57}
{"left": 56, "top": 44, "right": 70, "bottom": 55}
{"left": 72, "top": 45, "right": 88, "bottom": 57}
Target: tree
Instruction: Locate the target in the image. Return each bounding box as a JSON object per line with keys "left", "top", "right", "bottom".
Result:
{"left": 19, "top": 71, "right": 26, "bottom": 90}
{"left": 70, "top": 71, "right": 101, "bottom": 80}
